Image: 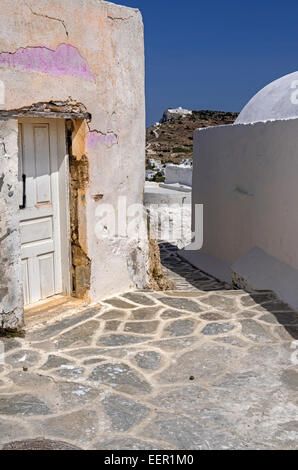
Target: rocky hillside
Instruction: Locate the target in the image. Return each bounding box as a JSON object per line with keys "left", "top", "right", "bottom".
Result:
{"left": 146, "top": 110, "right": 239, "bottom": 165}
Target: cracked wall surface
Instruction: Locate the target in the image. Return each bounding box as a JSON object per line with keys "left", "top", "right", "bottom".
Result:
{"left": 0, "top": 0, "right": 148, "bottom": 314}
{"left": 0, "top": 119, "right": 23, "bottom": 331}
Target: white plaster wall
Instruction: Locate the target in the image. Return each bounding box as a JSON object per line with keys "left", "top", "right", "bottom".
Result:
{"left": 191, "top": 118, "right": 298, "bottom": 276}
{"left": 0, "top": 119, "right": 23, "bottom": 330}
{"left": 0, "top": 0, "right": 148, "bottom": 305}
{"left": 165, "top": 165, "right": 193, "bottom": 187}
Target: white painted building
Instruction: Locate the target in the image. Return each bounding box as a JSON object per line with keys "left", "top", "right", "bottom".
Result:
{"left": 165, "top": 162, "right": 193, "bottom": 188}
{"left": 0, "top": 0, "right": 148, "bottom": 330}
{"left": 161, "top": 107, "right": 192, "bottom": 123}
{"left": 183, "top": 72, "right": 298, "bottom": 310}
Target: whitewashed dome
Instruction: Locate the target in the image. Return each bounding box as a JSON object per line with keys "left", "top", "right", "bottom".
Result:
{"left": 236, "top": 71, "right": 298, "bottom": 124}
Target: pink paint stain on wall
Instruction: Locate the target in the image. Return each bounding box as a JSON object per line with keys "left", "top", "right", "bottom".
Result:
{"left": 0, "top": 43, "right": 95, "bottom": 82}
{"left": 87, "top": 131, "right": 119, "bottom": 150}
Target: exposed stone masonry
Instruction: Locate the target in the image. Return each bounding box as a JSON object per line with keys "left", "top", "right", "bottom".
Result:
{"left": 67, "top": 119, "right": 91, "bottom": 299}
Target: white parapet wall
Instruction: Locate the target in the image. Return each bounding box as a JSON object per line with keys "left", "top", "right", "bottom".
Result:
{"left": 165, "top": 164, "right": 193, "bottom": 187}
{"left": 182, "top": 117, "right": 298, "bottom": 309}
{"left": 145, "top": 182, "right": 192, "bottom": 249}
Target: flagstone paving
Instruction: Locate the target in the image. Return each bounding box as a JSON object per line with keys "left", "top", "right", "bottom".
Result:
{"left": 0, "top": 244, "right": 297, "bottom": 450}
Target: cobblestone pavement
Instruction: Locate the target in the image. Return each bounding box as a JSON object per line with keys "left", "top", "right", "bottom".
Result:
{"left": 0, "top": 244, "right": 297, "bottom": 450}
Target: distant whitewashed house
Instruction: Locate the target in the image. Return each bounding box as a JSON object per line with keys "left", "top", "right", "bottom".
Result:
{"left": 161, "top": 107, "right": 192, "bottom": 123}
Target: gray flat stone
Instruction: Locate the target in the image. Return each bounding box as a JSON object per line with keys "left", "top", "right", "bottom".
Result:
{"left": 240, "top": 320, "right": 276, "bottom": 343}
{"left": 35, "top": 409, "right": 98, "bottom": 444}
{"left": 240, "top": 293, "right": 277, "bottom": 308}
{"left": 28, "top": 308, "right": 100, "bottom": 342}
{"left": 259, "top": 314, "right": 280, "bottom": 324}
{"left": 93, "top": 437, "right": 165, "bottom": 450}
{"left": 124, "top": 321, "right": 159, "bottom": 335}
{"left": 122, "top": 292, "right": 156, "bottom": 306}
{"left": 200, "top": 312, "right": 229, "bottom": 321}
{"left": 201, "top": 322, "right": 235, "bottom": 336}
{"left": 160, "top": 310, "right": 185, "bottom": 320}
{"left": 97, "top": 334, "right": 152, "bottom": 347}
{"left": 163, "top": 319, "right": 197, "bottom": 337}
{"left": 0, "top": 394, "right": 51, "bottom": 416}
{"left": 130, "top": 306, "right": 161, "bottom": 320}
{"left": 2, "top": 438, "right": 82, "bottom": 450}
{"left": 278, "top": 421, "right": 298, "bottom": 433}
{"left": 54, "top": 320, "right": 99, "bottom": 349}
{"left": 149, "top": 385, "right": 209, "bottom": 415}
{"left": 274, "top": 326, "right": 298, "bottom": 341}
{"left": 280, "top": 369, "right": 298, "bottom": 391}
{"left": 157, "top": 344, "right": 241, "bottom": 383}
{"left": 240, "top": 310, "right": 259, "bottom": 318}
{"left": 104, "top": 320, "right": 121, "bottom": 331}
{"left": 158, "top": 297, "right": 202, "bottom": 313}
{"left": 56, "top": 382, "right": 100, "bottom": 409}
{"left": 135, "top": 351, "right": 161, "bottom": 370}
{"left": 150, "top": 336, "right": 199, "bottom": 352}
{"left": 104, "top": 298, "right": 137, "bottom": 309}
{"left": 200, "top": 294, "right": 239, "bottom": 313}
{"left": 41, "top": 355, "right": 74, "bottom": 370}
{"left": 239, "top": 344, "right": 291, "bottom": 373}
{"left": 6, "top": 350, "right": 41, "bottom": 369}
{"left": 66, "top": 347, "right": 109, "bottom": 359}
{"left": 54, "top": 366, "right": 85, "bottom": 380}
{"left": 215, "top": 336, "right": 249, "bottom": 348}
{"left": 0, "top": 338, "right": 22, "bottom": 353}
{"left": 89, "top": 363, "right": 152, "bottom": 394}
{"left": 7, "top": 371, "right": 53, "bottom": 388}
{"left": 142, "top": 412, "right": 212, "bottom": 449}
{"left": 102, "top": 394, "right": 149, "bottom": 431}
{"left": 165, "top": 292, "right": 206, "bottom": 298}
{"left": 99, "top": 310, "right": 127, "bottom": 320}
{"left": 214, "top": 371, "right": 259, "bottom": 388}
{"left": 89, "top": 348, "right": 133, "bottom": 359}
{"left": 83, "top": 358, "right": 106, "bottom": 365}
{"left": 0, "top": 419, "right": 28, "bottom": 446}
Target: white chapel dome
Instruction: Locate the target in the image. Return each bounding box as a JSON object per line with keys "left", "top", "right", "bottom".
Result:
{"left": 236, "top": 71, "right": 298, "bottom": 124}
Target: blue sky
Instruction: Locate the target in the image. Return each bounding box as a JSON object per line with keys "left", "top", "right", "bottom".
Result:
{"left": 114, "top": 0, "right": 298, "bottom": 125}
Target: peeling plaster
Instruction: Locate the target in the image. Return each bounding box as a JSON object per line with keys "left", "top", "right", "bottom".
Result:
{"left": 0, "top": 44, "right": 95, "bottom": 82}
{"left": 87, "top": 130, "right": 118, "bottom": 150}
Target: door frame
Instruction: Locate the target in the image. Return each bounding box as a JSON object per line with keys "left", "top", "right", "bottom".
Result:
{"left": 18, "top": 117, "right": 72, "bottom": 304}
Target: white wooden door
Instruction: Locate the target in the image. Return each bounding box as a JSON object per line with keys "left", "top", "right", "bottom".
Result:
{"left": 18, "top": 119, "right": 65, "bottom": 306}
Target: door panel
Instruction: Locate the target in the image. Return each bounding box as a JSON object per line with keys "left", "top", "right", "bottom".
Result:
{"left": 34, "top": 126, "right": 52, "bottom": 204}
{"left": 20, "top": 218, "right": 53, "bottom": 245}
{"left": 19, "top": 119, "right": 64, "bottom": 306}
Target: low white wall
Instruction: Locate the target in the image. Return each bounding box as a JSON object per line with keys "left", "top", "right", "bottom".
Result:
{"left": 187, "top": 117, "right": 298, "bottom": 306}
{"left": 165, "top": 165, "right": 193, "bottom": 187}
{"left": 145, "top": 182, "right": 192, "bottom": 249}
